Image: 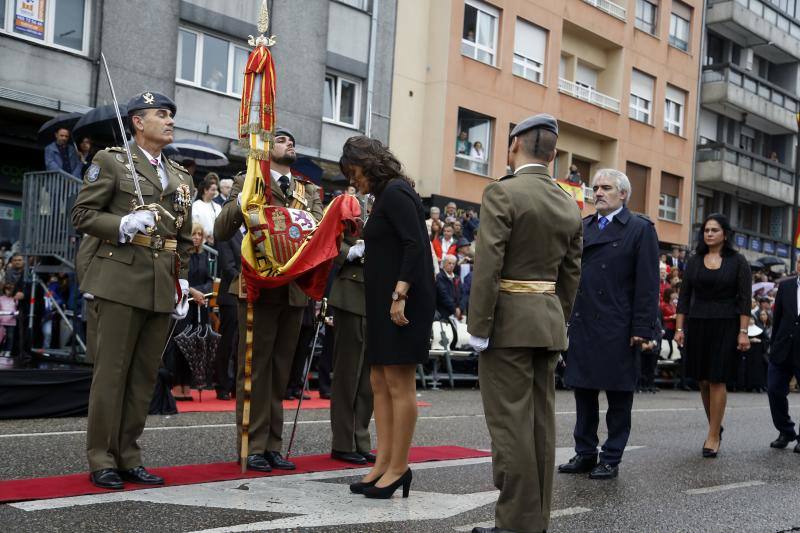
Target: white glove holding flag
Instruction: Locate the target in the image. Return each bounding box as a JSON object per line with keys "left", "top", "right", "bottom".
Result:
{"left": 469, "top": 334, "right": 490, "bottom": 353}
{"left": 119, "top": 210, "right": 155, "bottom": 242}
{"left": 171, "top": 279, "right": 190, "bottom": 320}
{"left": 347, "top": 240, "right": 365, "bottom": 261}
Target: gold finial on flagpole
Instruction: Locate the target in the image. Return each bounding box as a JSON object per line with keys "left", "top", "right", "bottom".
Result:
{"left": 249, "top": 0, "right": 276, "bottom": 47}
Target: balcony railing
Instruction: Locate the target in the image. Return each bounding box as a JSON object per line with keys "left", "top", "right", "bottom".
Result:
{"left": 702, "top": 63, "right": 799, "bottom": 114}
{"left": 696, "top": 142, "right": 794, "bottom": 184}
{"left": 558, "top": 78, "right": 620, "bottom": 113}
{"left": 582, "top": 0, "right": 626, "bottom": 21}
{"left": 709, "top": 0, "right": 800, "bottom": 41}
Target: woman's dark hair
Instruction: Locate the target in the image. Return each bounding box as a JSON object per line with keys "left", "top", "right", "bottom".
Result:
{"left": 339, "top": 136, "right": 412, "bottom": 196}
{"left": 695, "top": 213, "right": 737, "bottom": 256}
{"left": 199, "top": 176, "right": 218, "bottom": 197}
{"left": 662, "top": 287, "right": 675, "bottom": 302}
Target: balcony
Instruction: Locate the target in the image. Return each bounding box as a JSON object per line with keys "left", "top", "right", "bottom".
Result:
{"left": 701, "top": 64, "right": 799, "bottom": 134}
{"left": 558, "top": 78, "right": 620, "bottom": 113}
{"left": 707, "top": 0, "right": 800, "bottom": 63}
{"left": 581, "top": 0, "right": 626, "bottom": 21}
{"left": 695, "top": 142, "right": 794, "bottom": 205}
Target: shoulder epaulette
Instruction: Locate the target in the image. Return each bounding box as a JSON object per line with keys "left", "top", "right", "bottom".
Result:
{"left": 103, "top": 147, "right": 137, "bottom": 160}
{"left": 168, "top": 158, "right": 189, "bottom": 173}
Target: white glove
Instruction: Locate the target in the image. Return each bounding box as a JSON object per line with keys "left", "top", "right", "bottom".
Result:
{"left": 82, "top": 292, "right": 95, "bottom": 300}
{"left": 347, "top": 240, "right": 365, "bottom": 261}
{"left": 469, "top": 334, "right": 490, "bottom": 353}
{"left": 118, "top": 210, "right": 156, "bottom": 243}
{"left": 171, "top": 279, "right": 189, "bottom": 320}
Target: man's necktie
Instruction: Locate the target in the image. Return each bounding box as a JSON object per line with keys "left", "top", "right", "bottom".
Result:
{"left": 598, "top": 216, "right": 609, "bottom": 230}
{"left": 279, "top": 175, "right": 290, "bottom": 198}
{"left": 150, "top": 158, "right": 159, "bottom": 169}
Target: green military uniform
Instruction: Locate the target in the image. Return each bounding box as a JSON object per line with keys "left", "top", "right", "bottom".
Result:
{"left": 71, "top": 143, "right": 194, "bottom": 472}
{"left": 214, "top": 172, "right": 323, "bottom": 457}
{"left": 468, "top": 163, "right": 583, "bottom": 533}
{"left": 75, "top": 235, "right": 100, "bottom": 363}
{"left": 327, "top": 230, "right": 373, "bottom": 455}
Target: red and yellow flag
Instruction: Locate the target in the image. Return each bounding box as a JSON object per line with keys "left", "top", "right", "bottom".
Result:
{"left": 556, "top": 179, "right": 585, "bottom": 210}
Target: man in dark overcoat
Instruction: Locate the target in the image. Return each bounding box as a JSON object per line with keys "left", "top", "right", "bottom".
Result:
{"left": 559, "top": 168, "right": 659, "bottom": 480}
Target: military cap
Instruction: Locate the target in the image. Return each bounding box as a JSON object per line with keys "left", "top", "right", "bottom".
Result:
{"left": 509, "top": 113, "right": 558, "bottom": 138}
{"left": 127, "top": 91, "right": 177, "bottom": 117}
{"left": 274, "top": 127, "right": 295, "bottom": 144}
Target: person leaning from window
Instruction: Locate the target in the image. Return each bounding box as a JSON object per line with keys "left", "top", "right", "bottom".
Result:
{"left": 675, "top": 213, "right": 752, "bottom": 458}
{"left": 339, "top": 135, "right": 435, "bottom": 499}
{"left": 456, "top": 131, "right": 471, "bottom": 155}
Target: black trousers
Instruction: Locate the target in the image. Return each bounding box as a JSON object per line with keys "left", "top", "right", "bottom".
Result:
{"left": 317, "top": 323, "right": 334, "bottom": 395}
{"left": 767, "top": 357, "right": 800, "bottom": 437}
{"left": 573, "top": 387, "right": 634, "bottom": 465}
{"left": 214, "top": 303, "right": 238, "bottom": 394}
{"left": 287, "top": 322, "right": 316, "bottom": 393}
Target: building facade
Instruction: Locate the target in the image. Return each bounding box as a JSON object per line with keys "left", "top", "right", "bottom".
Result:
{"left": 390, "top": 0, "right": 703, "bottom": 247}
{"left": 0, "top": 0, "right": 396, "bottom": 243}
{"left": 695, "top": 0, "right": 800, "bottom": 263}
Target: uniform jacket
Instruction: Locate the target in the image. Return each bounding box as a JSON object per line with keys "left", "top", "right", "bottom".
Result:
{"left": 768, "top": 277, "right": 800, "bottom": 365}
{"left": 468, "top": 165, "right": 583, "bottom": 350}
{"left": 327, "top": 230, "right": 365, "bottom": 317}
{"left": 214, "top": 173, "right": 323, "bottom": 307}
{"left": 216, "top": 229, "right": 243, "bottom": 307}
{"left": 71, "top": 144, "right": 194, "bottom": 313}
{"left": 565, "top": 206, "right": 660, "bottom": 391}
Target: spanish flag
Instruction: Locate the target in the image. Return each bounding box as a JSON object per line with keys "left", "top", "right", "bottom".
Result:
{"left": 556, "top": 179, "right": 585, "bottom": 210}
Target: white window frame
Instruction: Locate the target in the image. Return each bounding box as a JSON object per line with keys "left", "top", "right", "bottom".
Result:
{"left": 630, "top": 94, "right": 651, "bottom": 124}
{"left": 635, "top": 0, "right": 658, "bottom": 35}
{"left": 454, "top": 108, "right": 493, "bottom": 177}
{"left": 461, "top": 0, "right": 499, "bottom": 67}
{"left": 323, "top": 72, "right": 362, "bottom": 129}
{"left": 176, "top": 26, "right": 250, "bottom": 98}
{"left": 659, "top": 193, "right": 680, "bottom": 222}
{"left": 512, "top": 18, "right": 546, "bottom": 85}
{"left": 668, "top": 13, "right": 690, "bottom": 51}
{"left": 664, "top": 98, "right": 684, "bottom": 136}
{"left": 1, "top": 0, "right": 91, "bottom": 55}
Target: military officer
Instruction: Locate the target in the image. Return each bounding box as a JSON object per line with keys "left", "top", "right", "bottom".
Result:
{"left": 327, "top": 213, "right": 375, "bottom": 465}
{"left": 214, "top": 128, "right": 323, "bottom": 472}
{"left": 71, "top": 91, "right": 194, "bottom": 490}
{"left": 468, "top": 114, "right": 583, "bottom": 533}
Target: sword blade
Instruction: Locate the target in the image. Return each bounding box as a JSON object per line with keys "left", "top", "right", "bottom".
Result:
{"left": 100, "top": 52, "right": 144, "bottom": 207}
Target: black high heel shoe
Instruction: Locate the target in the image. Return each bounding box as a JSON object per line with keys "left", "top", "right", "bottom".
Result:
{"left": 363, "top": 468, "right": 412, "bottom": 499}
{"left": 349, "top": 477, "right": 379, "bottom": 494}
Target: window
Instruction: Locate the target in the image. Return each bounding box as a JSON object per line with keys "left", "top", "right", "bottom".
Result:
{"left": 738, "top": 201, "right": 756, "bottom": 231}
{"left": 669, "top": 1, "right": 691, "bottom": 51}
{"left": 664, "top": 85, "right": 687, "bottom": 136}
{"left": 575, "top": 63, "right": 598, "bottom": 91}
{"left": 630, "top": 69, "right": 655, "bottom": 124}
{"left": 513, "top": 18, "right": 546, "bottom": 84}
{"left": 740, "top": 126, "right": 755, "bottom": 153}
{"left": 323, "top": 73, "right": 361, "bottom": 128}
{"left": 1, "top": 0, "right": 89, "bottom": 53}
{"left": 176, "top": 28, "right": 250, "bottom": 97}
{"left": 659, "top": 173, "right": 681, "bottom": 222}
{"left": 635, "top": 0, "right": 658, "bottom": 35}
{"left": 625, "top": 162, "right": 649, "bottom": 213}
{"left": 455, "top": 108, "right": 493, "bottom": 176}
{"left": 461, "top": 0, "right": 499, "bottom": 66}
{"left": 695, "top": 194, "right": 710, "bottom": 224}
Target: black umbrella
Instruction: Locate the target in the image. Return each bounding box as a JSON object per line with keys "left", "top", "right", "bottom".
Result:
{"left": 37, "top": 112, "right": 84, "bottom": 145}
{"left": 758, "top": 256, "right": 784, "bottom": 267}
{"left": 173, "top": 306, "right": 220, "bottom": 392}
{"left": 749, "top": 260, "right": 766, "bottom": 270}
{"left": 72, "top": 104, "right": 129, "bottom": 145}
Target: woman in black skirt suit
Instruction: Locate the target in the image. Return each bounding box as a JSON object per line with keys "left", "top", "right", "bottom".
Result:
{"left": 675, "top": 213, "right": 751, "bottom": 457}
{"left": 339, "top": 136, "right": 435, "bottom": 498}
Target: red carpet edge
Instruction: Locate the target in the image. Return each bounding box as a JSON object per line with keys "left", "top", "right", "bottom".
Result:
{"left": 0, "top": 445, "right": 490, "bottom": 504}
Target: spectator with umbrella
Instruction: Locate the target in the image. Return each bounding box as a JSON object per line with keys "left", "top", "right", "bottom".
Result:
{"left": 169, "top": 139, "right": 229, "bottom": 189}
{"left": 44, "top": 126, "right": 82, "bottom": 177}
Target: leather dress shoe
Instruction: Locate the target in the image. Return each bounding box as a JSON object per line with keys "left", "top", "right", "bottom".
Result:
{"left": 119, "top": 466, "right": 164, "bottom": 485}
{"left": 331, "top": 450, "right": 367, "bottom": 465}
{"left": 319, "top": 391, "right": 332, "bottom": 400}
{"left": 589, "top": 462, "right": 618, "bottom": 480}
{"left": 265, "top": 451, "right": 296, "bottom": 470}
{"left": 89, "top": 468, "right": 124, "bottom": 490}
{"left": 557, "top": 454, "right": 597, "bottom": 474}
{"left": 471, "top": 527, "right": 517, "bottom": 532}
{"left": 216, "top": 391, "right": 231, "bottom": 401}
{"left": 359, "top": 451, "right": 377, "bottom": 463}
{"left": 770, "top": 433, "right": 796, "bottom": 449}
{"left": 246, "top": 454, "right": 272, "bottom": 472}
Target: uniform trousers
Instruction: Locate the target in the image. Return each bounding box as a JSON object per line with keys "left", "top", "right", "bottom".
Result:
{"left": 235, "top": 299, "right": 303, "bottom": 455}
{"left": 479, "top": 347, "right": 558, "bottom": 533}
{"left": 573, "top": 387, "right": 634, "bottom": 465}
{"left": 86, "top": 298, "right": 170, "bottom": 471}
{"left": 214, "top": 302, "right": 238, "bottom": 395}
{"left": 330, "top": 309, "right": 373, "bottom": 453}
{"left": 767, "top": 358, "right": 800, "bottom": 437}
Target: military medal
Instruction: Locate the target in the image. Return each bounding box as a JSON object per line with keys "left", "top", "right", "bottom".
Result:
{"left": 173, "top": 184, "right": 191, "bottom": 229}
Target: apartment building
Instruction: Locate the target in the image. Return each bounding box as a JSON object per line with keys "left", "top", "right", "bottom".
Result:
{"left": 695, "top": 0, "right": 800, "bottom": 263}
{"left": 390, "top": 0, "right": 703, "bottom": 246}
{"left": 0, "top": 0, "right": 396, "bottom": 242}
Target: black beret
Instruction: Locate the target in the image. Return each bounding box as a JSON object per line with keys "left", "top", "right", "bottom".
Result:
{"left": 510, "top": 113, "right": 558, "bottom": 138}
{"left": 127, "top": 92, "right": 177, "bottom": 117}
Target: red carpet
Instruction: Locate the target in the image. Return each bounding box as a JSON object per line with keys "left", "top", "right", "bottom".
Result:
{"left": 176, "top": 389, "right": 431, "bottom": 413}
{"left": 0, "top": 446, "right": 490, "bottom": 504}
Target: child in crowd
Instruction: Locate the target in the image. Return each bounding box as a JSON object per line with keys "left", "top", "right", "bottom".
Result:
{"left": 0, "top": 283, "right": 18, "bottom": 356}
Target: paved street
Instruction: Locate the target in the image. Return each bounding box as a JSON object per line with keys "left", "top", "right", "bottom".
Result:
{"left": 2, "top": 388, "right": 800, "bottom": 532}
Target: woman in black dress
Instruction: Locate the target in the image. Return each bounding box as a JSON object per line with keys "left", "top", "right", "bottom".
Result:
{"left": 675, "top": 213, "right": 751, "bottom": 457}
{"left": 339, "top": 136, "right": 435, "bottom": 498}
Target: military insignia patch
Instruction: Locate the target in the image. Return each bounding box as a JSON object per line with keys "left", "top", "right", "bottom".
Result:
{"left": 143, "top": 92, "right": 155, "bottom": 104}
{"left": 115, "top": 154, "right": 125, "bottom": 163}
{"left": 86, "top": 164, "right": 100, "bottom": 183}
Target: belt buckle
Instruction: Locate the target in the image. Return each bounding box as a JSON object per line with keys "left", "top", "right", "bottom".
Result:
{"left": 151, "top": 235, "right": 164, "bottom": 250}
